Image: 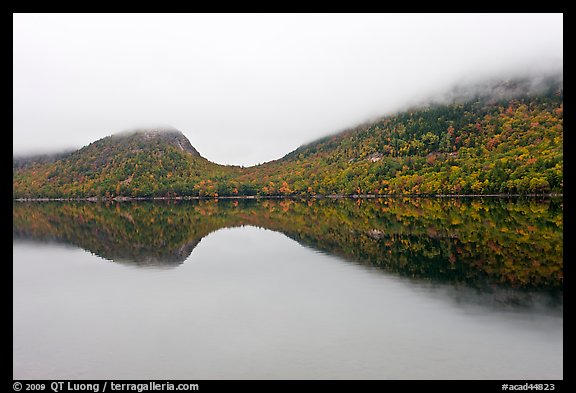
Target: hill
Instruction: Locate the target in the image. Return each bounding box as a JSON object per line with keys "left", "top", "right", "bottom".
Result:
{"left": 13, "top": 76, "right": 563, "bottom": 198}
{"left": 247, "top": 81, "right": 563, "bottom": 195}
{"left": 13, "top": 128, "right": 242, "bottom": 198}
{"left": 13, "top": 150, "right": 75, "bottom": 170}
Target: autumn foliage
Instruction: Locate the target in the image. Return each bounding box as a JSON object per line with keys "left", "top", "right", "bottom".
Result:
{"left": 13, "top": 79, "right": 563, "bottom": 198}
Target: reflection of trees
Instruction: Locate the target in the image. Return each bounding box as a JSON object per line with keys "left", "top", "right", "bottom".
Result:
{"left": 13, "top": 197, "right": 563, "bottom": 290}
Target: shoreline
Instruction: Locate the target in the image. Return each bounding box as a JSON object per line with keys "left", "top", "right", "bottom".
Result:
{"left": 13, "top": 193, "right": 563, "bottom": 202}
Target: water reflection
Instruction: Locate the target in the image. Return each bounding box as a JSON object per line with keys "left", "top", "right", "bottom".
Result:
{"left": 13, "top": 197, "right": 563, "bottom": 293}
{"left": 13, "top": 199, "right": 563, "bottom": 379}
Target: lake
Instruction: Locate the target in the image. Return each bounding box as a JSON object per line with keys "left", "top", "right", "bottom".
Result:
{"left": 13, "top": 197, "right": 563, "bottom": 379}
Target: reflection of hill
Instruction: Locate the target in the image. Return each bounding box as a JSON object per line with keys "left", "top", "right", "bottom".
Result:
{"left": 12, "top": 201, "right": 232, "bottom": 267}
{"left": 13, "top": 198, "right": 563, "bottom": 290}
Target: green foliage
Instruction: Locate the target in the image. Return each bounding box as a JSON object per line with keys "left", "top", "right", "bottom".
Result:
{"left": 13, "top": 85, "right": 563, "bottom": 198}
{"left": 256, "top": 90, "right": 563, "bottom": 196}
{"left": 13, "top": 130, "right": 243, "bottom": 199}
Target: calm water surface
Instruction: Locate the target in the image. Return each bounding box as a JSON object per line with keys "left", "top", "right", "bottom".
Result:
{"left": 13, "top": 198, "right": 563, "bottom": 379}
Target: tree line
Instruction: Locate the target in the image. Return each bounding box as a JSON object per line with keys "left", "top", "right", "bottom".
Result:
{"left": 13, "top": 88, "right": 563, "bottom": 198}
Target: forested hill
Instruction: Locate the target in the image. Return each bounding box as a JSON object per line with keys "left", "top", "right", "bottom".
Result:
{"left": 13, "top": 128, "right": 242, "bottom": 198}
{"left": 13, "top": 77, "right": 563, "bottom": 199}
{"left": 13, "top": 150, "right": 75, "bottom": 170}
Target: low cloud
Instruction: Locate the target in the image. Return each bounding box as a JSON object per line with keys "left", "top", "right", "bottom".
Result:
{"left": 13, "top": 13, "right": 562, "bottom": 166}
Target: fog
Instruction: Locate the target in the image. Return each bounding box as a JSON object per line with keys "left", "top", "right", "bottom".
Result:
{"left": 13, "top": 13, "right": 562, "bottom": 167}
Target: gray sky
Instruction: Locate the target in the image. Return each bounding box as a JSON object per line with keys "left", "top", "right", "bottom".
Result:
{"left": 13, "top": 13, "right": 563, "bottom": 167}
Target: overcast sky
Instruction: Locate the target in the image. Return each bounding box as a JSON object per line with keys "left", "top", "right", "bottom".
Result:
{"left": 13, "top": 13, "right": 562, "bottom": 166}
